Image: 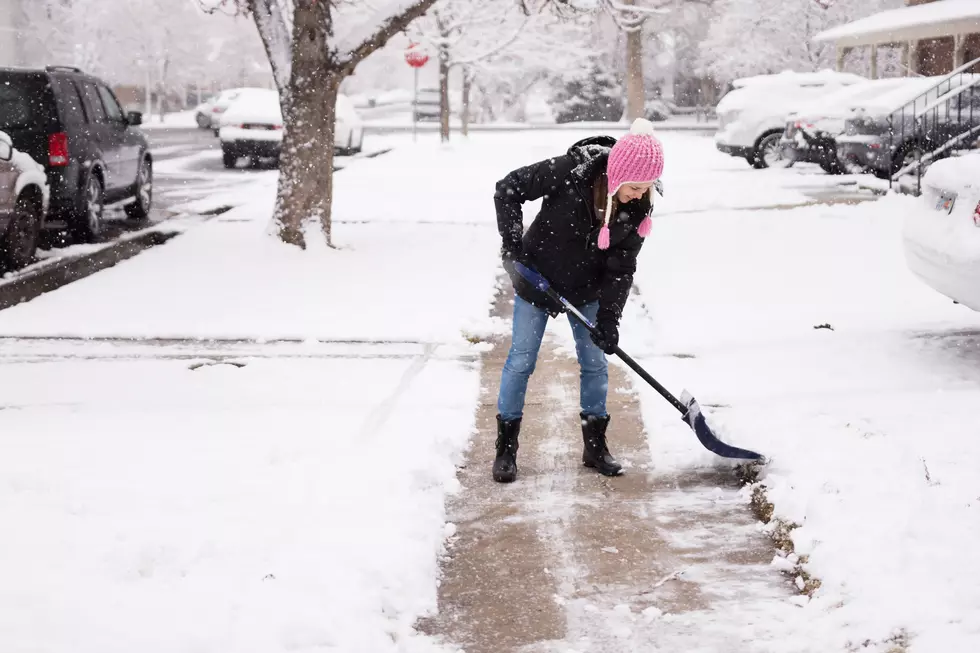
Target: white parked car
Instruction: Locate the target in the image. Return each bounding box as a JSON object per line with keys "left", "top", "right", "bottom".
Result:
{"left": 218, "top": 89, "right": 283, "bottom": 168}
{"left": 218, "top": 91, "right": 365, "bottom": 167}
{"left": 194, "top": 98, "right": 216, "bottom": 129}
{"left": 903, "top": 152, "right": 980, "bottom": 311}
{"left": 715, "top": 70, "right": 866, "bottom": 169}
{"left": 336, "top": 94, "right": 364, "bottom": 155}
{"left": 207, "top": 87, "right": 269, "bottom": 132}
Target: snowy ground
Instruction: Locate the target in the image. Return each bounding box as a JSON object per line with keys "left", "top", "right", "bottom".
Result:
{"left": 1, "top": 128, "right": 978, "bottom": 651}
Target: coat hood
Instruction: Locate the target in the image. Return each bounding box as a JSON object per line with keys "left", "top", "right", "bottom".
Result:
{"left": 567, "top": 135, "right": 617, "bottom": 186}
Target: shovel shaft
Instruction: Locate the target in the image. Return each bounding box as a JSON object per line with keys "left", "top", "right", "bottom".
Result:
{"left": 610, "top": 345, "right": 688, "bottom": 415}
{"left": 536, "top": 274, "right": 688, "bottom": 416}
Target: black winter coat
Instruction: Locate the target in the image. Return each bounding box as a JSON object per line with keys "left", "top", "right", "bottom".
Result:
{"left": 494, "top": 136, "right": 651, "bottom": 327}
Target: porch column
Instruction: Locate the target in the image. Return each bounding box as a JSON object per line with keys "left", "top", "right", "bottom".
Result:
{"left": 836, "top": 46, "right": 846, "bottom": 72}
{"left": 954, "top": 34, "right": 967, "bottom": 69}
{"left": 870, "top": 44, "right": 879, "bottom": 79}
{"left": 908, "top": 40, "right": 920, "bottom": 75}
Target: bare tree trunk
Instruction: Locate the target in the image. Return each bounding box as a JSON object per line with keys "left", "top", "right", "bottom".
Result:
{"left": 439, "top": 44, "right": 451, "bottom": 142}
{"left": 272, "top": 1, "right": 338, "bottom": 249}
{"left": 625, "top": 25, "right": 644, "bottom": 121}
{"left": 461, "top": 68, "right": 472, "bottom": 137}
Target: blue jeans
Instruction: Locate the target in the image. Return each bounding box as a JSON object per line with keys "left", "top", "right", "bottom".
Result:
{"left": 497, "top": 294, "right": 608, "bottom": 421}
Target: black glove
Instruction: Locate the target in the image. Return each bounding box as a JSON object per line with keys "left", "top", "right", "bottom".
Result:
{"left": 590, "top": 320, "right": 619, "bottom": 355}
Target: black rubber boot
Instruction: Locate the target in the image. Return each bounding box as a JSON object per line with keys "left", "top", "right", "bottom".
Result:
{"left": 493, "top": 415, "right": 521, "bottom": 483}
{"left": 581, "top": 412, "right": 623, "bottom": 476}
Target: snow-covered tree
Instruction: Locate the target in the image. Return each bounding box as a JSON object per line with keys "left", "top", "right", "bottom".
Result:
{"left": 551, "top": 54, "right": 624, "bottom": 122}
{"left": 470, "top": 13, "right": 596, "bottom": 123}
{"left": 20, "top": 0, "right": 270, "bottom": 116}
{"left": 200, "top": 0, "right": 440, "bottom": 249}
{"left": 526, "top": 0, "right": 716, "bottom": 120}
{"left": 411, "top": 0, "right": 537, "bottom": 140}
{"left": 698, "top": 0, "right": 905, "bottom": 84}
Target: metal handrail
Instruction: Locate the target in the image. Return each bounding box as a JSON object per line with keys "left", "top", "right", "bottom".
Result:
{"left": 886, "top": 55, "right": 980, "bottom": 116}
{"left": 887, "top": 56, "right": 980, "bottom": 194}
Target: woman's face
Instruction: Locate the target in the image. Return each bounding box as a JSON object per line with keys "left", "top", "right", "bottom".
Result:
{"left": 616, "top": 182, "right": 653, "bottom": 203}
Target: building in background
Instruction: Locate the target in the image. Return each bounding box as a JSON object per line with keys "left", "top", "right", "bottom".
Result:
{"left": 0, "top": 0, "right": 23, "bottom": 67}
{"left": 815, "top": 0, "right": 980, "bottom": 78}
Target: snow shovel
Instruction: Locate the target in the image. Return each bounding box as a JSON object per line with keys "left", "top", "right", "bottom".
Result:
{"left": 514, "top": 262, "right": 764, "bottom": 461}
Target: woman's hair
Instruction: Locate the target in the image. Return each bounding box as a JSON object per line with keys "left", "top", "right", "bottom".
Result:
{"left": 593, "top": 173, "right": 613, "bottom": 225}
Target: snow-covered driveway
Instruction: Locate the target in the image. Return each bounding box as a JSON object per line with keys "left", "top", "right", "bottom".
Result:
{"left": 0, "top": 129, "right": 977, "bottom": 652}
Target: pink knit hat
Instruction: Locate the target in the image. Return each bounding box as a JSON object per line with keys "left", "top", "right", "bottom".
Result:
{"left": 598, "top": 118, "right": 665, "bottom": 250}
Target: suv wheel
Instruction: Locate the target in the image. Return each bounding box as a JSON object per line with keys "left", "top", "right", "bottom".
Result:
{"left": 0, "top": 194, "right": 41, "bottom": 271}
{"left": 753, "top": 132, "right": 793, "bottom": 170}
{"left": 222, "top": 148, "right": 238, "bottom": 169}
{"left": 125, "top": 157, "right": 153, "bottom": 221}
{"left": 73, "top": 173, "right": 105, "bottom": 242}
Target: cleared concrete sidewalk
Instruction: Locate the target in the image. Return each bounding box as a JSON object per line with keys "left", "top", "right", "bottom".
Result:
{"left": 421, "top": 288, "right": 798, "bottom": 652}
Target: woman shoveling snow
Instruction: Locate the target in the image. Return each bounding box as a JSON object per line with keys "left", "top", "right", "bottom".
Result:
{"left": 492, "top": 118, "right": 665, "bottom": 483}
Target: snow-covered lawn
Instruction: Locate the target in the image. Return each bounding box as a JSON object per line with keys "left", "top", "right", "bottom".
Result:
{"left": 1, "top": 128, "right": 978, "bottom": 652}
{"left": 624, "top": 139, "right": 980, "bottom": 650}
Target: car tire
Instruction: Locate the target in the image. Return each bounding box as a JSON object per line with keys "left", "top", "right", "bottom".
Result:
{"left": 125, "top": 157, "right": 153, "bottom": 221}
{"left": 753, "top": 132, "right": 793, "bottom": 170}
{"left": 196, "top": 113, "right": 210, "bottom": 129}
{"left": 71, "top": 172, "right": 105, "bottom": 242}
{"left": 350, "top": 131, "right": 363, "bottom": 155}
{"left": 222, "top": 148, "right": 238, "bottom": 169}
{"left": 0, "top": 193, "right": 41, "bottom": 271}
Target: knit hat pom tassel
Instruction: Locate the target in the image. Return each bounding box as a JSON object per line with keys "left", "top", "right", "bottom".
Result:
{"left": 598, "top": 193, "right": 613, "bottom": 250}
{"left": 637, "top": 214, "right": 653, "bottom": 238}
{"left": 598, "top": 225, "right": 610, "bottom": 250}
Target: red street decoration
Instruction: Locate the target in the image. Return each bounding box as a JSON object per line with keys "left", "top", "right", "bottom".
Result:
{"left": 973, "top": 200, "right": 980, "bottom": 228}
{"left": 404, "top": 43, "right": 429, "bottom": 68}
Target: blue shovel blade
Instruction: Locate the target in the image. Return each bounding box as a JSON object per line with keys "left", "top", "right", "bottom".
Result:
{"left": 680, "top": 392, "right": 764, "bottom": 461}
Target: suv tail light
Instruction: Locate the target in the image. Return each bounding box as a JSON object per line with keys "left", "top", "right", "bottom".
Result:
{"left": 48, "top": 132, "right": 69, "bottom": 167}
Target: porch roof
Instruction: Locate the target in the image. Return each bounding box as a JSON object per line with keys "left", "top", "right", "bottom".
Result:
{"left": 814, "top": 0, "right": 980, "bottom": 48}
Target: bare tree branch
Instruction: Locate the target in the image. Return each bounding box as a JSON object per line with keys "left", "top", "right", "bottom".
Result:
{"left": 342, "top": 0, "right": 441, "bottom": 72}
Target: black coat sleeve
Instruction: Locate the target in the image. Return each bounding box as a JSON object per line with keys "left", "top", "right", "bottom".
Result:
{"left": 494, "top": 155, "right": 575, "bottom": 252}
{"left": 597, "top": 230, "right": 644, "bottom": 327}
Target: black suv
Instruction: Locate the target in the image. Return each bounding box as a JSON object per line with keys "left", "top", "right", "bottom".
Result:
{"left": 0, "top": 66, "right": 152, "bottom": 241}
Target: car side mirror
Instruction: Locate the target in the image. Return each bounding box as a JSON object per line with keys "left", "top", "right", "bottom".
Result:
{"left": 0, "top": 140, "right": 11, "bottom": 162}
{"left": 126, "top": 111, "right": 143, "bottom": 126}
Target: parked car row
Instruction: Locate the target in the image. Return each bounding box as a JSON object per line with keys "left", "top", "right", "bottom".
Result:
{"left": 714, "top": 70, "right": 867, "bottom": 169}
{"left": 716, "top": 69, "right": 980, "bottom": 181}
{"left": 0, "top": 65, "right": 153, "bottom": 270}
{"left": 195, "top": 88, "right": 365, "bottom": 166}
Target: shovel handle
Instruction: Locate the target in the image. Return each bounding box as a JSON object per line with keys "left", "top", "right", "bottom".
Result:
{"left": 514, "top": 262, "right": 688, "bottom": 416}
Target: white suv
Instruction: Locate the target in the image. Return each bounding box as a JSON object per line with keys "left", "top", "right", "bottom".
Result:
{"left": 715, "top": 70, "right": 865, "bottom": 169}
